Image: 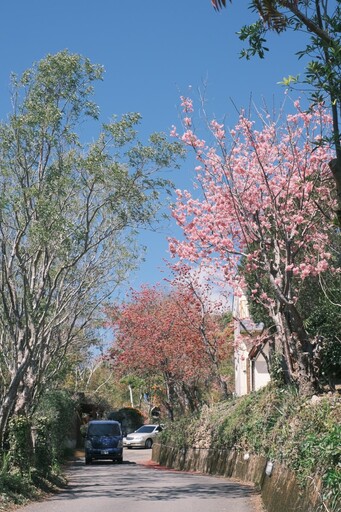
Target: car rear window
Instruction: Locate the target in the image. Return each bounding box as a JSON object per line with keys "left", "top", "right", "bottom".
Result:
{"left": 88, "top": 423, "right": 121, "bottom": 436}
{"left": 136, "top": 426, "right": 155, "bottom": 433}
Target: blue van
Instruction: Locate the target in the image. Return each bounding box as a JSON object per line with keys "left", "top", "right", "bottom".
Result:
{"left": 85, "top": 420, "right": 123, "bottom": 464}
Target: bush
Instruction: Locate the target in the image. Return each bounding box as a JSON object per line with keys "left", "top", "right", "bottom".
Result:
{"left": 0, "top": 390, "right": 76, "bottom": 509}
{"left": 7, "top": 416, "right": 33, "bottom": 475}
{"left": 33, "top": 416, "right": 54, "bottom": 474}
{"left": 107, "top": 407, "right": 144, "bottom": 435}
{"left": 161, "top": 385, "right": 341, "bottom": 511}
{"left": 33, "top": 389, "right": 77, "bottom": 469}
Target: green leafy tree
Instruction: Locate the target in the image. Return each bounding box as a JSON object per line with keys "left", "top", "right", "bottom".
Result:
{"left": 301, "top": 276, "right": 341, "bottom": 388}
{"left": 0, "top": 51, "right": 183, "bottom": 448}
{"left": 240, "top": 252, "right": 341, "bottom": 388}
{"left": 212, "top": 0, "right": 341, "bottom": 225}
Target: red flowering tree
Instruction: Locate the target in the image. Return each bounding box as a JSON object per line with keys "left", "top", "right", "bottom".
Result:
{"left": 106, "top": 283, "right": 231, "bottom": 419}
{"left": 169, "top": 96, "right": 338, "bottom": 395}
{"left": 169, "top": 263, "right": 233, "bottom": 399}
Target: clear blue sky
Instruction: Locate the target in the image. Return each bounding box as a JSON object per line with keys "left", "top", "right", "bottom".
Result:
{"left": 0, "top": 1, "right": 305, "bottom": 291}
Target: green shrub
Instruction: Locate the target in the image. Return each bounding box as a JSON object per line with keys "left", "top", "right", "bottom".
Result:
{"left": 33, "top": 416, "right": 53, "bottom": 474}
{"left": 7, "top": 416, "right": 33, "bottom": 475}
{"left": 0, "top": 471, "right": 36, "bottom": 505}
{"left": 160, "top": 414, "right": 199, "bottom": 448}
{"left": 34, "top": 389, "right": 77, "bottom": 469}
{"left": 0, "top": 390, "right": 76, "bottom": 509}
{"left": 161, "top": 385, "right": 341, "bottom": 511}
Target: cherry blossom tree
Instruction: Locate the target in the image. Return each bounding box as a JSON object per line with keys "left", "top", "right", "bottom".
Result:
{"left": 169, "top": 96, "right": 338, "bottom": 395}
{"left": 106, "top": 282, "right": 231, "bottom": 419}
{"left": 169, "top": 263, "right": 233, "bottom": 399}
{"left": 211, "top": 0, "right": 341, "bottom": 225}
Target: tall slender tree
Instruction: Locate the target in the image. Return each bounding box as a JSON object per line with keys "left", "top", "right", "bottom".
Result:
{"left": 0, "top": 51, "right": 183, "bottom": 447}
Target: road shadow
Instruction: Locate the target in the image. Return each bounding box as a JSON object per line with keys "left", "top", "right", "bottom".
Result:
{"left": 52, "top": 459, "right": 257, "bottom": 503}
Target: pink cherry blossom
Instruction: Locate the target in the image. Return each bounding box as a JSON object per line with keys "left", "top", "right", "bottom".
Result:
{"left": 180, "top": 96, "right": 194, "bottom": 113}
{"left": 169, "top": 95, "right": 337, "bottom": 393}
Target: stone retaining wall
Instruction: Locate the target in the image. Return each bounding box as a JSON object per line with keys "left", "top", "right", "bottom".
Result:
{"left": 152, "top": 443, "right": 323, "bottom": 512}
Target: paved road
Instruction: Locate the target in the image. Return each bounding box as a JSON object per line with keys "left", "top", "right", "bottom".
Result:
{"left": 18, "top": 448, "right": 262, "bottom": 512}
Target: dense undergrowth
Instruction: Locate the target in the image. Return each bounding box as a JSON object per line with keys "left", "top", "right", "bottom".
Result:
{"left": 160, "top": 385, "right": 341, "bottom": 511}
{"left": 0, "top": 390, "right": 75, "bottom": 510}
{"left": 0, "top": 467, "right": 67, "bottom": 511}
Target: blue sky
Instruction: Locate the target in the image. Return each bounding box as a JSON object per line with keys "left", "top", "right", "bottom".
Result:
{"left": 0, "top": 1, "right": 306, "bottom": 291}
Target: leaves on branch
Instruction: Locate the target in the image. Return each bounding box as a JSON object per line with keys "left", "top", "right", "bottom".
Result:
{"left": 253, "top": 0, "right": 287, "bottom": 32}
{"left": 212, "top": 0, "right": 227, "bottom": 11}
{"left": 212, "top": 0, "right": 287, "bottom": 32}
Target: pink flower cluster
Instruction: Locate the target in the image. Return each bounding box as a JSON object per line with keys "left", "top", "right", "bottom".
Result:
{"left": 180, "top": 96, "right": 194, "bottom": 113}
{"left": 169, "top": 97, "right": 336, "bottom": 311}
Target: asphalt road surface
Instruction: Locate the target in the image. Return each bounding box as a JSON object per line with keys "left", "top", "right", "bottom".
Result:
{"left": 18, "top": 448, "right": 263, "bottom": 512}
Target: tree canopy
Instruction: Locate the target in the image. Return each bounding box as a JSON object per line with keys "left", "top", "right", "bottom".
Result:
{"left": 211, "top": 0, "right": 341, "bottom": 225}
{"left": 170, "top": 95, "right": 338, "bottom": 394}
{"left": 106, "top": 279, "right": 232, "bottom": 419}
{"left": 0, "top": 51, "right": 183, "bottom": 447}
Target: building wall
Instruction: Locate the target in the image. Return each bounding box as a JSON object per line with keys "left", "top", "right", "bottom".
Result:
{"left": 234, "top": 290, "right": 270, "bottom": 396}
{"left": 253, "top": 350, "right": 271, "bottom": 391}
{"left": 235, "top": 345, "right": 249, "bottom": 396}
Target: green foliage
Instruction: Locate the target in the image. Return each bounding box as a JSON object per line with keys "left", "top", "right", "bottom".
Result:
{"left": 218, "top": 311, "right": 233, "bottom": 329}
{"left": 321, "top": 338, "right": 341, "bottom": 382}
{"left": 7, "top": 416, "right": 33, "bottom": 475}
{"left": 160, "top": 412, "right": 200, "bottom": 449}
{"left": 0, "top": 462, "right": 66, "bottom": 509}
{"left": 238, "top": 253, "right": 274, "bottom": 329}
{"left": 107, "top": 407, "right": 144, "bottom": 434}
{"left": 238, "top": 21, "right": 269, "bottom": 59}
{"left": 211, "top": 387, "right": 297, "bottom": 454}
{"left": 33, "top": 417, "right": 54, "bottom": 474}
{"left": 323, "top": 459, "right": 341, "bottom": 511}
{"left": 278, "top": 75, "right": 299, "bottom": 86}
{"left": 0, "top": 49, "right": 185, "bottom": 451}
{"left": 281, "top": 401, "right": 341, "bottom": 509}
{"left": 269, "top": 350, "right": 286, "bottom": 387}
{"left": 34, "top": 390, "right": 77, "bottom": 469}
{"left": 0, "top": 391, "right": 75, "bottom": 508}
{"left": 4, "top": 390, "right": 76, "bottom": 478}
{"left": 234, "top": 1, "right": 341, "bottom": 153}
{"left": 162, "top": 385, "right": 341, "bottom": 510}
{"left": 300, "top": 276, "right": 341, "bottom": 385}
{"left": 239, "top": 242, "right": 341, "bottom": 387}
{"left": 0, "top": 471, "right": 36, "bottom": 507}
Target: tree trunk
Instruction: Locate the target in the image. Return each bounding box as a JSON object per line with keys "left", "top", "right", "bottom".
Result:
{"left": 128, "top": 385, "right": 134, "bottom": 408}
{"left": 0, "top": 353, "right": 31, "bottom": 449}
{"left": 274, "top": 308, "right": 319, "bottom": 395}
{"left": 217, "top": 375, "right": 229, "bottom": 400}
{"left": 199, "top": 325, "right": 229, "bottom": 400}
{"left": 329, "top": 158, "right": 341, "bottom": 226}
{"left": 181, "top": 383, "right": 197, "bottom": 413}
{"left": 0, "top": 386, "right": 21, "bottom": 450}
{"left": 164, "top": 375, "right": 176, "bottom": 421}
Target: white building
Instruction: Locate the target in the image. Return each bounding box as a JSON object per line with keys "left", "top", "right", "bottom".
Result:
{"left": 233, "top": 291, "right": 271, "bottom": 396}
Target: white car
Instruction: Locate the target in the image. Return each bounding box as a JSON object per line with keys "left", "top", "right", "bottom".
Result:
{"left": 123, "top": 424, "right": 163, "bottom": 449}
